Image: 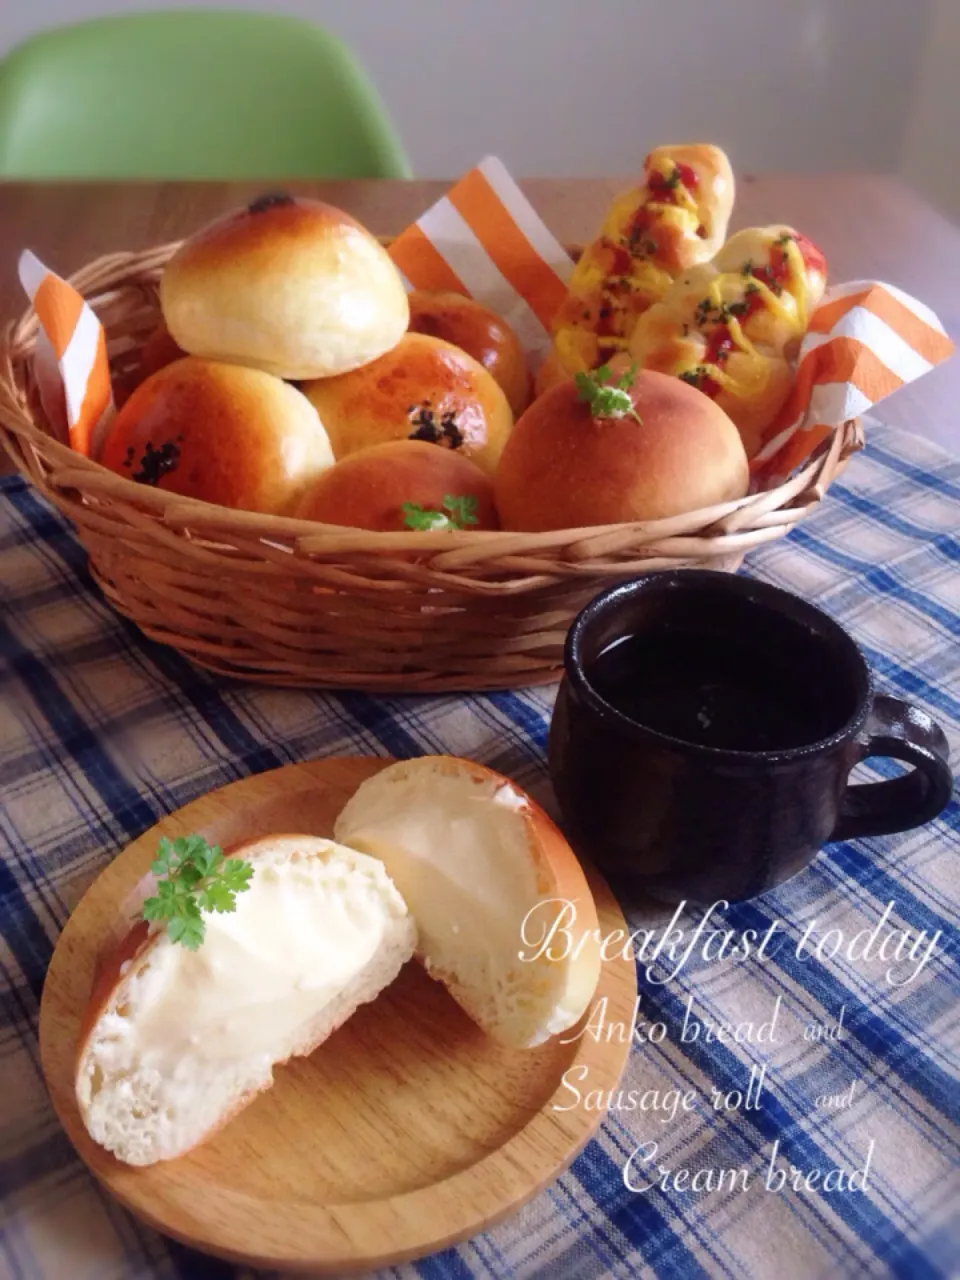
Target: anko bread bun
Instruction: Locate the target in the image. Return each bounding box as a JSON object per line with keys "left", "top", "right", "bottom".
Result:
{"left": 334, "top": 755, "right": 603, "bottom": 1049}
{"left": 159, "top": 193, "right": 409, "bottom": 380}
{"left": 100, "top": 356, "right": 334, "bottom": 516}
{"left": 494, "top": 368, "right": 749, "bottom": 531}
{"left": 294, "top": 439, "right": 499, "bottom": 532}
{"left": 301, "top": 332, "right": 514, "bottom": 477}
{"left": 407, "top": 291, "right": 531, "bottom": 417}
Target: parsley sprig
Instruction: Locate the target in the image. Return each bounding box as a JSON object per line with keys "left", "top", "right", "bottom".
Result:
{"left": 142, "top": 834, "right": 254, "bottom": 950}
{"left": 574, "top": 362, "right": 642, "bottom": 423}
{"left": 402, "top": 494, "right": 479, "bottom": 532}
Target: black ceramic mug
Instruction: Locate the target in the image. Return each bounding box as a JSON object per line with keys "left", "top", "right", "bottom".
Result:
{"left": 548, "top": 570, "right": 953, "bottom": 905}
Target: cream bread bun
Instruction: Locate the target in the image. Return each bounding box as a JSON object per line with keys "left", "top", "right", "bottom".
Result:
{"left": 301, "top": 332, "right": 514, "bottom": 477}
{"left": 75, "top": 836, "right": 416, "bottom": 1167}
{"left": 294, "top": 439, "right": 499, "bottom": 532}
{"left": 494, "top": 366, "right": 749, "bottom": 531}
{"left": 100, "top": 356, "right": 334, "bottom": 515}
{"left": 407, "top": 291, "right": 531, "bottom": 417}
{"left": 334, "top": 756, "right": 602, "bottom": 1049}
{"left": 159, "top": 193, "right": 409, "bottom": 380}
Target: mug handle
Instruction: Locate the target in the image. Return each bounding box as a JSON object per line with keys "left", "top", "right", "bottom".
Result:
{"left": 832, "top": 695, "right": 953, "bottom": 841}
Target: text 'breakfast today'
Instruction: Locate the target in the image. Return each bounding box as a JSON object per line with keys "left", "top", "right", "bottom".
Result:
{"left": 520, "top": 898, "right": 941, "bottom": 986}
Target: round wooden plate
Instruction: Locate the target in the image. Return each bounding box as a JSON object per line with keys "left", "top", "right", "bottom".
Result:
{"left": 39, "top": 756, "right": 636, "bottom": 1274}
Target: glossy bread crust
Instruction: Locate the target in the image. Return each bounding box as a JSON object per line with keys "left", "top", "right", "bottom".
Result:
{"left": 407, "top": 291, "right": 531, "bottom": 418}
{"left": 99, "top": 356, "right": 334, "bottom": 514}
{"left": 159, "top": 195, "right": 410, "bottom": 380}
{"left": 294, "top": 439, "right": 499, "bottom": 532}
{"left": 301, "top": 332, "right": 515, "bottom": 478}
{"left": 495, "top": 368, "right": 749, "bottom": 531}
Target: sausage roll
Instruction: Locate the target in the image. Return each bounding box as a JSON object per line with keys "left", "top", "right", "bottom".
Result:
{"left": 628, "top": 224, "right": 828, "bottom": 457}
{"left": 539, "top": 144, "right": 734, "bottom": 393}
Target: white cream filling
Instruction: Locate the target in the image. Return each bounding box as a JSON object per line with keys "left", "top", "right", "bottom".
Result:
{"left": 335, "top": 773, "right": 539, "bottom": 968}
{"left": 78, "top": 843, "right": 407, "bottom": 1162}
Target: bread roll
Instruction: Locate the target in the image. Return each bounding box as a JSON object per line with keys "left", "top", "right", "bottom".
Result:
{"left": 159, "top": 193, "right": 409, "bottom": 380}
{"left": 75, "top": 836, "right": 416, "bottom": 1166}
{"left": 99, "top": 356, "right": 334, "bottom": 515}
{"left": 629, "top": 225, "right": 828, "bottom": 457}
{"left": 546, "top": 144, "right": 734, "bottom": 381}
{"left": 301, "top": 332, "right": 514, "bottom": 477}
{"left": 494, "top": 367, "right": 748, "bottom": 531}
{"left": 294, "top": 439, "right": 499, "bottom": 532}
{"left": 407, "top": 291, "right": 531, "bottom": 416}
{"left": 334, "top": 756, "right": 602, "bottom": 1049}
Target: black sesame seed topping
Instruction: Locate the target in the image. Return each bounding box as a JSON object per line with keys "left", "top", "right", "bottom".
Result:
{"left": 131, "top": 439, "right": 181, "bottom": 486}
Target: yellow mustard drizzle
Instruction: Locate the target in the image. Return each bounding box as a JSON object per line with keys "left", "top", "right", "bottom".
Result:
{"left": 781, "top": 237, "right": 809, "bottom": 328}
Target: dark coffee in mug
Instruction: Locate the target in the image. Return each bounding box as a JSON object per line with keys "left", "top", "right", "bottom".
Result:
{"left": 548, "top": 570, "right": 952, "bottom": 906}
{"left": 587, "top": 629, "right": 844, "bottom": 754}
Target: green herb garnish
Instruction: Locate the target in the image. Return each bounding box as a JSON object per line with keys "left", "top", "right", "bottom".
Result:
{"left": 402, "top": 494, "right": 480, "bottom": 532}
{"left": 142, "top": 835, "right": 254, "bottom": 950}
{"left": 574, "top": 362, "right": 642, "bottom": 423}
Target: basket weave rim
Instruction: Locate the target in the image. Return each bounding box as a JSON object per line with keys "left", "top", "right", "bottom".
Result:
{"left": 0, "top": 240, "right": 862, "bottom": 552}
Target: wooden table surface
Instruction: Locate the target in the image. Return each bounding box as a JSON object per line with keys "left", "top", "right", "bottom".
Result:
{"left": 1, "top": 174, "right": 957, "bottom": 465}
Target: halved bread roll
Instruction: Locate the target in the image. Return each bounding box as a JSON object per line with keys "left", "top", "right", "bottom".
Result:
{"left": 75, "top": 836, "right": 415, "bottom": 1167}
{"left": 334, "top": 756, "right": 603, "bottom": 1049}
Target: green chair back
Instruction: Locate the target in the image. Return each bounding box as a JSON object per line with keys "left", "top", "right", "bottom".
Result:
{"left": 0, "top": 10, "right": 412, "bottom": 179}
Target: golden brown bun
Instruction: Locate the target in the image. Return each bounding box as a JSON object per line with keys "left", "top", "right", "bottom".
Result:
{"left": 301, "top": 332, "right": 514, "bottom": 478}
{"left": 629, "top": 225, "right": 828, "bottom": 457}
{"left": 295, "top": 439, "right": 499, "bottom": 533}
{"left": 100, "top": 356, "right": 334, "bottom": 515}
{"left": 407, "top": 291, "right": 531, "bottom": 417}
{"left": 159, "top": 193, "right": 409, "bottom": 380}
{"left": 494, "top": 369, "right": 748, "bottom": 531}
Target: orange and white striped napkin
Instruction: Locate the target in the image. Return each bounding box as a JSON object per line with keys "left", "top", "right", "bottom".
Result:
{"left": 388, "top": 155, "right": 574, "bottom": 375}
{"left": 18, "top": 250, "right": 114, "bottom": 459}
{"left": 750, "top": 281, "right": 954, "bottom": 482}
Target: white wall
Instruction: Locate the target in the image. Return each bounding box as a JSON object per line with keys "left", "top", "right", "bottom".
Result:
{"left": 0, "top": 0, "right": 944, "bottom": 195}
{"left": 900, "top": 0, "right": 960, "bottom": 222}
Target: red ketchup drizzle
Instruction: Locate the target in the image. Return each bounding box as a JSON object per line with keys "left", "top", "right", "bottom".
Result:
{"left": 742, "top": 289, "right": 765, "bottom": 319}
{"left": 752, "top": 232, "right": 827, "bottom": 291}
{"left": 792, "top": 231, "right": 827, "bottom": 276}
{"left": 610, "top": 244, "right": 632, "bottom": 275}
{"left": 645, "top": 160, "right": 699, "bottom": 202}
{"left": 625, "top": 206, "right": 652, "bottom": 246}
{"left": 675, "top": 162, "right": 699, "bottom": 191}
{"left": 705, "top": 324, "right": 734, "bottom": 366}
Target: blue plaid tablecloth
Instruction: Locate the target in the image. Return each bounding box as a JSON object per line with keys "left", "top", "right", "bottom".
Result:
{"left": 1, "top": 421, "right": 958, "bottom": 1280}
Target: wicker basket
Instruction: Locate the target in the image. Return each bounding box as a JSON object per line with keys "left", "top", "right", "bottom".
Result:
{"left": 0, "top": 241, "right": 864, "bottom": 692}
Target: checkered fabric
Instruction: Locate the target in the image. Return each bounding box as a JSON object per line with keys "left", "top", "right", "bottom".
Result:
{"left": 1, "top": 420, "right": 958, "bottom": 1280}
